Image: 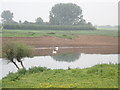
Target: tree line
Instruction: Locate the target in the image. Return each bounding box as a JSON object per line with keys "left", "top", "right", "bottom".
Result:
{"left": 1, "top": 10, "right": 46, "bottom": 25}
{"left": 1, "top": 3, "right": 96, "bottom": 30}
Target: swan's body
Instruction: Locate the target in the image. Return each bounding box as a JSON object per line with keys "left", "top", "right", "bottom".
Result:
{"left": 52, "top": 47, "right": 59, "bottom": 54}
{"left": 53, "top": 50, "right": 57, "bottom": 54}
{"left": 55, "top": 47, "right": 59, "bottom": 51}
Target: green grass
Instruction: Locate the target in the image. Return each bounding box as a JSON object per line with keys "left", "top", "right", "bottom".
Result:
{"left": 1, "top": 28, "right": 119, "bottom": 38}
{"left": 97, "top": 28, "right": 118, "bottom": 31}
{"left": 2, "top": 64, "right": 118, "bottom": 88}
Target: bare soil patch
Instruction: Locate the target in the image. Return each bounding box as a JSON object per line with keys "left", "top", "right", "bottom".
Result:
{"left": 2, "top": 35, "right": 119, "bottom": 55}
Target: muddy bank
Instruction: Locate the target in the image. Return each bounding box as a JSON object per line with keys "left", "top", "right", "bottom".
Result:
{"left": 1, "top": 35, "right": 119, "bottom": 55}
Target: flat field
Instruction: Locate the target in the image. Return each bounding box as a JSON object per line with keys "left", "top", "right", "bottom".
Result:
{"left": 1, "top": 28, "right": 119, "bottom": 38}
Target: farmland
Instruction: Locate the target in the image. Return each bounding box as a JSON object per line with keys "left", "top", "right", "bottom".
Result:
{"left": 1, "top": 28, "right": 119, "bottom": 38}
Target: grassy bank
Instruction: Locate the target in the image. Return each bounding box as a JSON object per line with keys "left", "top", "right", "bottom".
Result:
{"left": 2, "top": 64, "right": 118, "bottom": 88}
{"left": 1, "top": 29, "right": 119, "bottom": 38}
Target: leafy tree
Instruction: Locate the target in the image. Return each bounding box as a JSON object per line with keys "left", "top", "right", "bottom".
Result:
{"left": 15, "top": 42, "right": 34, "bottom": 69}
{"left": 19, "top": 20, "right": 22, "bottom": 24}
{"left": 23, "top": 20, "right": 29, "bottom": 24}
{"left": 35, "top": 17, "right": 44, "bottom": 24}
{"left": 2, "top": 42, "right": 20, "bottom": 69}
{"left": 2, "top": 42, "right": 34, "bottom": 70}
{"left": 77, "top": 19, "right": 86, "bottom": 25}
{"left": 49, "top": 3, "right": 82, "bottom": 25}
{"left": 74, "top": 15, "right": 86, "bottom": 25}
{"left": 87, "top": 22, "right": 93, "bottom": 26}
{"left": 23, "top": 20, "right": 34, "bottom": 24}
{"left": 1, "top": 10, "right": 15, "bottom": 24}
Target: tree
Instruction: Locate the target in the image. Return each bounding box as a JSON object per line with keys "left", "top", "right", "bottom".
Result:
{"left": 77, "top": 19, "right": 86, "bottom": 25}
{"left": 2, "top": 42, "right": 34, "bottom": 70}
{"left": 87, "top": 22, "right": 93, "bottom": 26}
{"left": 49, "top": 3, "right": 82, "bottom": 25}
{"left": 15, "top": 42, "right": 34, "bottom": 69}
{"left": 1, "top": 10, "right": 15, "bottom": 24}
{"left": 19, "top": 20, "right": 22, "bottom": 24}
{"left": 23, "top": 20, "right": 29, "bottom": 24}
{"left": 23, "top": 20, "right": 34, "bottom": 24}
{"left": 2, "top": 42, "right": 20, "bottom": 69}
{"left": 73, "top": 15, "right": 85, "bottom": 25}
{"left": 35, "top": 17, "right": 44, "bottom": 24}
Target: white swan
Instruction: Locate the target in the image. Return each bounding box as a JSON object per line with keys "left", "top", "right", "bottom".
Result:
{"left": 52, "top": 50, "right": 57, "bottom": 54}
{"left": 55, "top": 47, "right": 59, "bottom": 51}
{"left": 52, "top": 47, "right": 59, "bottom": 54}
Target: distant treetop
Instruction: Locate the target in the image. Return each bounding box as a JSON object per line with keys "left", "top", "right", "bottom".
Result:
{"left": 49, "top": 3, "right": 83, "bottom": 25}
{"left": 1, "top": 10, "right": 17, "bottom": 24}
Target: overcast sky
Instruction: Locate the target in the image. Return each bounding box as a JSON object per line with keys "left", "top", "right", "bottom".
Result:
{"left": 0, "top": 0, "right": 119, "bottom": 26}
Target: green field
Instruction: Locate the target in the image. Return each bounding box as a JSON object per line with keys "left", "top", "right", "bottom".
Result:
{"left": 1, "top": 28, "right": 119, "bottom": 38}
{"left": 97, "top": 28, "right": 118, "bottom": 31}
{"left": 2, "top": 64, "right": 118, "bottom": 88}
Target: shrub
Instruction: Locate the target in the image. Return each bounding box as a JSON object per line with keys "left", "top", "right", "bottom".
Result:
{"left": 28, "top": 67, "right": 49, "bottom": 74}
{"left": 17, "top": 68, "right": 27, "bottom": 75}
{"left": 5, "top": 73, "right": 20, "bottom": 81}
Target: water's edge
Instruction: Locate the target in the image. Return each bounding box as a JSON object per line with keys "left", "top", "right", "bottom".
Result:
{"left": 0, "top": 54, "right": 119, "bottom": 79}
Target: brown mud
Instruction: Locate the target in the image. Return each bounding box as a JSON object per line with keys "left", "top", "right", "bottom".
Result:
{"left": 2, "top": 35, "right": 119, "bottom": 55}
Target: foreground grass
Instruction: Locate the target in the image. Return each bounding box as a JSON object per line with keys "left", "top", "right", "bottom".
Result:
{"left": 2, "top": 64, "right": 118, "bottom": 88}
{"left": 1, "top": 28, "right": 119, "bottom": 38}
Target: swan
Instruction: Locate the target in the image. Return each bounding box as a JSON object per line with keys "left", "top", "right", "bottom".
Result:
{"left": 55, "top": 47, "right": 59, "bottom": 51}
{"left": 52, "top": 47, "right": 59, "bottom": 54}
{"left": 52, "top": 50, "right": 57, "bottom": 54}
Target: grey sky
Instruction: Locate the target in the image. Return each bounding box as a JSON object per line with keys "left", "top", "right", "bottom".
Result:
{"left": 0, "top": 0, "right": 118, "bottom": 26}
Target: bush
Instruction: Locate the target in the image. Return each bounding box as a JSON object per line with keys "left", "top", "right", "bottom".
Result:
{"left": 5, "top": 69, "right": 27, "bottom": 81}
{"left": 27, "top": 67, "right": 50, "bottom": 74}
{"left": 2, "top": 24, "right": 96, "bottom": 30}
{"left": 18, "top": 68, "right": 27, "bottom": 75}
{"left": 5, "top": 72, "right": 20, "bottom": 81}
{"left": 4, "top": 67, "right": 50, "bottom": 81}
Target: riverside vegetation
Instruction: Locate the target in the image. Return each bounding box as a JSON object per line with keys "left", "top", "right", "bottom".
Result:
{"left": 2, "top": 64, "right": 118, "bottom": 88}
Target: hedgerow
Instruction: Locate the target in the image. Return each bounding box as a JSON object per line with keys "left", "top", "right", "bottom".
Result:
{"left": 2, "top": 24, "right": 96, "bottom": 30}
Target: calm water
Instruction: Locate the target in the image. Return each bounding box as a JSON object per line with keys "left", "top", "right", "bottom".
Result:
{"left": 0, "top": 53, "right": 118, "bottom": 79}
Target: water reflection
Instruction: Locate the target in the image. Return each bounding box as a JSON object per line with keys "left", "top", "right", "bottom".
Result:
{"left": 51, "top": 53, "right": 81, "bottom": 62}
